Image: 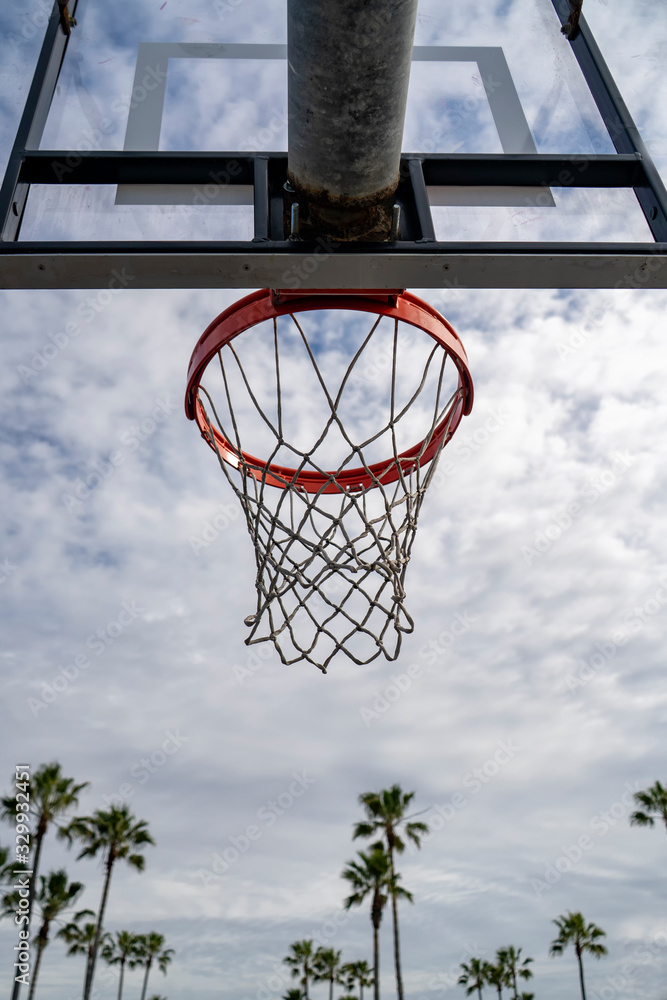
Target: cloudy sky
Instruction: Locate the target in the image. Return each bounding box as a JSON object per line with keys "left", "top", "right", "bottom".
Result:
{"left": 2, "top": 1, "right": 667, "bottom": 999}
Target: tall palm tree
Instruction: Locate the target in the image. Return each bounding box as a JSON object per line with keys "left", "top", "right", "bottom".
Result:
{"left": 284, "top": 940, "right": 317, "bottom": 1000}
{"left": 496, "top": 947, "right": 533, "bottom": 999}
{"left": 353, "top": 785, "right": 428, "bottom": 1000}
{"left": 343, "top": 846, "right": 412, "bottom": 1000}
{"left": 341, "top": 959, "right": 374, "bottom": 1000}
{"left": 61, "top": 804, "right": 155, "bottom": 1000}
{"left": 630, "top": 780, "right": 667, "bottom": 831}
{"left": 1, "top": 763, "right": 88, "bottom": 1000}
{"left": 313, "top": 948, "right": 344, "bottom": 1000}
{"left": 100, "top": 930, "right": 142, "bottom": 1000}
{"left": 5, "top": 869, "right": 85, "bottom": 1000}
{"left": 56, "top": 908, "right": 108, "bottom": 997}
{"left": 458, "top": 957, "right": 487, "bottom": 999}
{"left": 549, "top": 911, "right": 607, "bottom": 1000}
{"left": 134, "top": 932, "right": 174, "bottom": 1000}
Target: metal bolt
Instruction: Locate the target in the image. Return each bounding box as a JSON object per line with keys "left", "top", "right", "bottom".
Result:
{"left": 390, "top": 203, "right": 401, "bottom": 241}
{"left": 290, "top": 202, "right": 300, "bottom": 238}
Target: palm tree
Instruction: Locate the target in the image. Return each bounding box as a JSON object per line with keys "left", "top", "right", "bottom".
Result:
{"left": 458, "top": 957, "right": 487, "bottom": 998}
{"left": 630, "top": 780, "right": 667, "bottom": 831}
{"left": 549, "top": 911, "right": 607, "bottom": 1000}
{"left": 61, "top": 804, "right": 155, "bottom": 1000}
{"left": 314, "top": 948, "right": 344, "bottom": 1000}
{"left": 1, "top": 763, "right": 88, "bottom": 1000}
{"left": 133, "top": 932, "right": 174, "bottom": 1000}
{"left": 343, "top": 846, "right": 412, "bottom": 1000}
{"left": 353, "top": 785, "right": 428, "bottom": 1000}
{"left": 341, "top": 959, "right": 374, "bottom": 1000}
{"left": 282, "top": 991, "right": 304, "bottom": 1000}
{"left": 284, "top": 940, "right": 318, "bottom": 1000}
{"left": 496, "top": 947, "right": 533, "bottom": 999}
{"left": 56, "top": 908, "right": 109, "bottom": 996}
{"left": 482, "top": 959, "right": 509, "bottom": 999}
{"left": 100, "top": 930, "right": 142, "bottom": 1000}
{"left": 1, "top": 843, "right": 32, "bottom": 999}
{"left": 8, "top": 870, "right": 85, "bottom": 1000}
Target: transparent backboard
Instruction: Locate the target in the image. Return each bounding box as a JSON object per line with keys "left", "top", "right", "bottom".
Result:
{"left": 4, "top": 0, "right": 664, "bottom": 245}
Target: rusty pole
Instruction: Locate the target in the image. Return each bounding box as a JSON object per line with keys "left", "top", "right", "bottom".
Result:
{"left": 286, "top": 0, "right": 419, "bottom": 241}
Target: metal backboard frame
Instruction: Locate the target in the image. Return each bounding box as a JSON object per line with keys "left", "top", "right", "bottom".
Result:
{"left": 0, "top": 0, "right": 666, "bottom": 290}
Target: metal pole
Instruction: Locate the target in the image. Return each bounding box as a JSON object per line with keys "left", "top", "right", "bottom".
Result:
{"left": 287, "top": 0, "right": 419, "bottom": 241}
{"left": 0, "top": 0, "right": 79, "bottom": 243}
{"left": 550, "top": 0, "right": 667, "bottom": 242}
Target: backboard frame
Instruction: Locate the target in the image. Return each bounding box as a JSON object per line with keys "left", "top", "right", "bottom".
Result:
{"left": 0, "top": 0, "right": 666, "bottom": 290}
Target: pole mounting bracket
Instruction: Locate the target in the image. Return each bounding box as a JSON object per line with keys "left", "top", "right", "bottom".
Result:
{"left": 57, "top": 0, "right": 76, "bottom": 35}
{"left": 561, "top": 0, "right": 583, "bottom": 40}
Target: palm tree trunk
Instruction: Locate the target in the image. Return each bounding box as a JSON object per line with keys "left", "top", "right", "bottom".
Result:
{"left": 329, "top": 975, "right": 334, "bottom": 1000}
{"left": 82, "top": 946, "right": 93, "bottom": 999}
{"left": 117, "top": 958, "right": 125, "bottom": 1000}
{"left": 388, "top": 848, "right": 404, "bottom": 1000}
{"left": 140, "top": 958, "right": 153, "bottom": 1000}
{"left": 84, "top": 854, "right": 115, "bottom": 1000}
{"left": 26, "top": 931, "right": 46, "bottom": 1000}
{"left": 26, "top": 823, "right": 46, "bottom": 942}
{"left": 478, "top": 987, "right": 483, "bottom": 1000}
{"left": 576, "top": 949, "right": 586, "bottom": 1000}
{"left": 11, "top": 824, "right": 46, "bottom": 1000}
{"left": 373, "top": 924, "right": 380, "bottom": 1000}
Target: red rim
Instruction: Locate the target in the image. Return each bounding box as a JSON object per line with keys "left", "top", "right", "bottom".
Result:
{"left": 185, "top": 289, "right": 474, "bottom": 494}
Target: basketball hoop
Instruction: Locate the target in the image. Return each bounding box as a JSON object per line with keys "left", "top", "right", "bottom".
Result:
{"left": 185, "top": 288, "right": 473, "bottom": 672}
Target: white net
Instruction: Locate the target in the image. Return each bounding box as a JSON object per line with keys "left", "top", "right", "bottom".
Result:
{"left": 193, "top": 299, "right": 468, "bottom": 672}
